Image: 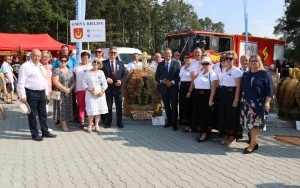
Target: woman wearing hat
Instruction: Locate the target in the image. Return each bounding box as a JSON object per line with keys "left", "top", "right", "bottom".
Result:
{"left": 191, "top": 56, "right": 217, "bottom": 142}
{"left": 218, "top": 51, "right": 243, "bottom": 146}
{"left": 240, "top": 54, "right": 273, "bottom": 154}
{"left": 179, "top": 52, "right": 194, "bottom": 132}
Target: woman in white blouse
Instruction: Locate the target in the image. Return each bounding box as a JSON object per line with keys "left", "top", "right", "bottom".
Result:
{"left": 218, "top": 51, "right": 243, "bottom": 146}
{"left": 192, "top": 56, "right": 217, "bottom": 142}
{"left": 73, "top": 51, "right": 93, "bottom": 128}
{"left": 83, "top": 58, "right": 108, "bottom": 133}
{"left": 179, "top": 52, "right": 193, "bottom": 132}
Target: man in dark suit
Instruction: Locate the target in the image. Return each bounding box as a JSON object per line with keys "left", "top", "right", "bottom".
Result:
{"left": 155, "top": 48, "right": 181, "bottom": 131}
{"left": 101, "top": 46, "right": 126, "bottom": 128}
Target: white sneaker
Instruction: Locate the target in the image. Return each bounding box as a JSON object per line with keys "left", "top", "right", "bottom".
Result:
{"left": 38, "top": 129, "right": 42, "bottom": 134}
{"left": 48, "top": 128, "right": 53, "bottom": 132}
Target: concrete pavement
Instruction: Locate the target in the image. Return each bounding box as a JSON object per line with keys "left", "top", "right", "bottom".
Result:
{"left": 0, "top": 100, "right": 300, "bottom": 188}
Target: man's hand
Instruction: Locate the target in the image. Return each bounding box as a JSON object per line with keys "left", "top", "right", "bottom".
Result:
{"left": 107, "top": 78, "right": 113, "bottom": 84}
{"left": 166, "top": 80, "right": 173, "bottom": 87}
{"left": 20, "top": 98, "right": 27, "bottom": 103}
{"left": 115, "top": 80, "right": 122, "bottom": 86}
{"left": 161, "top": 78, "right": 168, "bottom": 85}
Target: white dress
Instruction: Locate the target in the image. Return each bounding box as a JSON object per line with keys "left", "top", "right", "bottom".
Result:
{"left": 83, "top": 70, "right": 108, "bottom": 115}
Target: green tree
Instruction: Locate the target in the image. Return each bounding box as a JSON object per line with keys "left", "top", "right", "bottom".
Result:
{"left": 242, "top": 32, "right": 252, "bottom": 37}
{"left": 274, "top": 0, "right": 300, "bottom": 61}
{"left": 198, "top": 17, "right": 224, "bottom": 33}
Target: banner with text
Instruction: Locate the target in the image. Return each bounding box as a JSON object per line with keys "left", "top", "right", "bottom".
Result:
{"left": 70, "top": 19, "right": 106, "bottom": 42}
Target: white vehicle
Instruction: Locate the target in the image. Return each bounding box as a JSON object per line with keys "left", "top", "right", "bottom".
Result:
{"left": 102, "top": 47, "right": 142, "bottom": 67}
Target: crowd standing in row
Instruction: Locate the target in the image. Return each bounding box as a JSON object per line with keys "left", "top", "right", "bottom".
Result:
{"left": 0, "top": 45, "right": 273, "bottom": 154}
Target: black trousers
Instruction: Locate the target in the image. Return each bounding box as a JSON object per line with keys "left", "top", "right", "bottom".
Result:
{"left": 162, "top": 88, "right": 178, "bottom": 127}
{"left": 25, "top": 88, "right": 50, "bottom": 138}
{"left": 105, "top": 91, "right": 123, "bottom": 125}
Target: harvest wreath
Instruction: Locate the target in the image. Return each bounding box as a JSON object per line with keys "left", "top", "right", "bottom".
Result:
{"left": 123, "top": 53, "right": 162, "bottom": 119}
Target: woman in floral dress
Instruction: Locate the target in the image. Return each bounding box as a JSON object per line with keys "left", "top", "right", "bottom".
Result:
{"left": 240, "top": 54, "right": 273, "bottom": 154}
{"left": 52, "top": 55, "right": 75, "bottom": 131}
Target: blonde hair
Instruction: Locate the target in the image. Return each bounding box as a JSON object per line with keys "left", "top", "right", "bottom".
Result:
{"left": 41, "top": 50, "right": 52, "bottom": 58}
{"left": 93, "top": 58, "right": 103, "bottom": 68}
{"left": 248, "top": 54, "right": 265, "bottom": 72}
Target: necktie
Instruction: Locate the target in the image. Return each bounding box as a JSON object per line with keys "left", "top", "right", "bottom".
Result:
{"left": 111, "top": 61, "right": 114, "bottom": 73}
{"left": 165, "top": 62, "right": 169, "bottom": 73}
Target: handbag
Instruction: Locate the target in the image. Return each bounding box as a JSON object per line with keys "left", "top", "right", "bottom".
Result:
{"left": 50, "top": 91, "right": 61, "bottom": 100}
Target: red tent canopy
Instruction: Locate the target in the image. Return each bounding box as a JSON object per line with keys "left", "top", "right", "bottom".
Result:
{"left": 0, "top": 33, "right": 75, "bottom": 51}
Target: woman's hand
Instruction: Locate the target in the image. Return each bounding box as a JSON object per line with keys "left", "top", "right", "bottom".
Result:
{"left": 64, "top": 88, "right": 71, "bottom": 94}
{"left": 232, "top": 99, "right": 239, "bottom": 107}
{"left": 186, "top": 91, "right": 191, "bottom": 98}
{"left": 265, "top": 102, "right": 270, "bottom": 112}
{"left": 98, "top": 91, "right": 104, "bottom": 97}
{"left": 209, "top": 100, "right": 214, "bottom": 107}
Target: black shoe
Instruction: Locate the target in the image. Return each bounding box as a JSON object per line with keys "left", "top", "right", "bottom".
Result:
{"left": 55, "top": 120, "right": 60, "bottom": 125}
{"left": 173, "top": 126, "right": 178, "bottom": 131}
{"left": 117, "top": 123, "right": 124, "bottom": 128}
{"left": 32, "top": 136, "right": 44, "bottom": 141}
{"left": 197, "top": 132, "right": 211, "bottom": 142}
{"left": 244, "top": 143, "right": 258, "bottom": 154}
{"left": 104, "top": 124, "right": 111, "bottom": 128}
{"left": 42, "top": 133, "right": 57, "bottom": 138}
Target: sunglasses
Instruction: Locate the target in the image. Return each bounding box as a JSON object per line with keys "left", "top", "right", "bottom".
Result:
{"left": 110, "top": 52, "right": 117, "bottom": 54}
{"left": 95, "top": 51, "right": 102, "bottom": 53}
{"left": 60, "top": 60, "right": 67, "bottom": 62}
{"left": 201, "top": 63, "right": 210, "bottom": 66}
{"left": 250, "top": 60, "right": 259, "bottom": 63}
{"left": 92, "top": 61, "right": 100, "bottom": 64}
{"left": 225, "top": 57, "right": 234, "bottom": 61}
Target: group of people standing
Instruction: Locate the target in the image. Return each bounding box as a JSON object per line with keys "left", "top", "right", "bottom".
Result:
{"left": 8, "top": 44, "right": 273, "bottom": 153}
{"left": 155, "top": 47, "right": 273, "bottom": 154}
{"left": 17, "top": 45, "right": 126, "bottom": 141}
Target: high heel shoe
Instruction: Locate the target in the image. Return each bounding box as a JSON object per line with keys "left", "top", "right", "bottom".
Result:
{"left": 244, "top": 143, "right": 259, "bottom": 154}
{"left": 197, "top": 131, "right": 211, "bottom": 142}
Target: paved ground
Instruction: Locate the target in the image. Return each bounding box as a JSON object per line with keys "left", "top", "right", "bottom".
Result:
{"left": 0, "top": 100, "right": 300, "bottom": 188}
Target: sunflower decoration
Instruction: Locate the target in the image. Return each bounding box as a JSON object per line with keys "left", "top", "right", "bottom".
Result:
{"left": 123, "top": 52, "right": 162, "bottom": 118}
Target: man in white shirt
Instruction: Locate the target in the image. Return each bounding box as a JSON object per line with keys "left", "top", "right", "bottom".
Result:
{"left": 239, "top": 54, "right": 249, "bottom": 73}
{"left": 126, "top": 53, "right": 142, "bottom": 74}
{"left": 18, "top": 49, "right": 57, "bottom": 141}
{"left": 1, "top": 56, "right": 15, "bottom": 103}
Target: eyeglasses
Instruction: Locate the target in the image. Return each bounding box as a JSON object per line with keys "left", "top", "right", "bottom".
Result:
{"left": 95, "top": 51, "right": 102, "bottom": 53}
{"left": 61, "top": 60, "right": 67, "bottom": 62}
{"left": 92, "top": 61, "right": 100, "bottom": 64}
{"left": 225, "top": 57, "right": 234, "bottom": 61}
{"left": 201, "top": 63, "right": 210, "bottom": 66}
{"left": 250, "top": 60, "right": 259, "bottom": 63}
{"left": 110, "top": 52, "right": 117, "bottom": 54}
{"left": 175, "top": 54, "right": 180, "bottom": 56}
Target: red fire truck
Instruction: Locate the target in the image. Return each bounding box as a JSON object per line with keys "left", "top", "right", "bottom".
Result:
{"left": 165, "top": 30, "right": 285, "bottom": 66}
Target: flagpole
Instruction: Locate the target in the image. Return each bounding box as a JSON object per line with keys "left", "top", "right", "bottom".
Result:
{"left": 75, "top": 0, "right": 86, "bottom": 63}
{"left": 244, "top": 0, "right": 248, "bottom": 55}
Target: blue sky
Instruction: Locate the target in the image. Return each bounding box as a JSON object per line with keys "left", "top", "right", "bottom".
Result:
{"left": 183, "top": 0, "right": 285, "bottom": 39}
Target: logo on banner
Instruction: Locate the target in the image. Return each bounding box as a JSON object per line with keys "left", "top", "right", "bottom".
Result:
{"left": 74, "top": 28, "right": 83, "bottom": 39}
